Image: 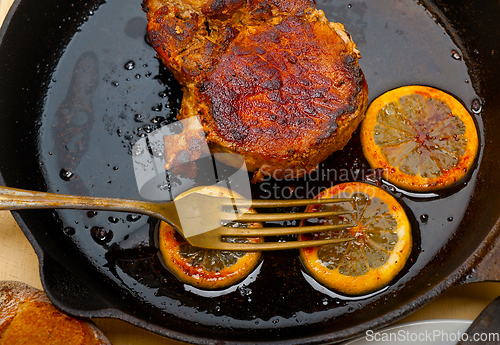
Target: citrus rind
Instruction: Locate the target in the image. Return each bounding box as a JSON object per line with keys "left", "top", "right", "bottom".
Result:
{"left": 361, "top": 85, "right": 479, "bottom": 192}
{"left": 299, "top": 182, "right": 412, "bottom": 295}
{"left": 159, "top": 186, "right": 262, "bottom": 290}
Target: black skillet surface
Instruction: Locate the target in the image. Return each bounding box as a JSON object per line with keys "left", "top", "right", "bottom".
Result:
{"left": 1, "top": 0, "right": 500, "bottom": 343}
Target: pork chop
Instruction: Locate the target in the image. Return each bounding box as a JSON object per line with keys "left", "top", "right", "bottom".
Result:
{"left": 143, "top": 0, "right": 369, "bottom": 182}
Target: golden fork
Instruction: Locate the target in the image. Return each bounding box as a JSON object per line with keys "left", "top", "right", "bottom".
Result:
{"left": 0, "top": 185, "right": 356, "bottom": 251}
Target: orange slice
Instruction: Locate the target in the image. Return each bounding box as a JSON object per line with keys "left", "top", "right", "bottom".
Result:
{"left": 299, "top": 182, "right": 412, "bottom": 295}
{"left": 361, "top": 85, "right": 479, "bottom": 191}
{"left": 159, "top": 186, "right": 262, "bottom": 290}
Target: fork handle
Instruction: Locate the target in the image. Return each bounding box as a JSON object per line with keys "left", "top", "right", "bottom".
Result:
{"left": 0, "top": 185, "right": 166, "bottom": 218}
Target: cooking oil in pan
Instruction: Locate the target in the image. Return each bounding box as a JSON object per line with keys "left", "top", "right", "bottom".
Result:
{"left": 37, "top": 0, "right": 484, "bottom": 336}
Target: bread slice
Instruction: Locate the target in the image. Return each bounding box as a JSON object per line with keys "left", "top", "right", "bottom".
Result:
{"left": 0, "top": 281, "right": 111, "bottom": 345}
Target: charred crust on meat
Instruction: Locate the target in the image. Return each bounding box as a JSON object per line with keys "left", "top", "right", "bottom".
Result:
{"left": 143, "top": 0, "right": 368, "bottom": 180}
{"left": 221, "top": 26, "right": 239, "bottom": 48}
{"left": 247, "top": 0, "right": 315, "bottom": 15}
{"left": 197, "top": 81, "right": 207, "bottom": 92}
{"left": 202, "top": 0, "right": 246, "bottom": 18}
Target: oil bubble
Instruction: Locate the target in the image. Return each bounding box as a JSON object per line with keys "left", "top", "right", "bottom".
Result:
{"left": 126, "top": 214, "right": 142, "bottom": 222}
{"left": 420, "top": 214, "right": 429, "bottom": 223}
{"left": 152, "top": 103, "right": 163, "bottom": 112}
{"left": 151, "top": 116, "right": 165, "bottom": 124}
{"left": 59, "top": 168, "right": 74, "bottom": 181}
{"left": 471, "top": 99, "right": 482, "bottom": 114}
{"left": 91, "top": 227, "right": 113, "bottom": 244}
{"left": 63, "top": 227, "right": 76, "bottom": 236}
{"left": 451, "top": 49, "right": 462, "bottom": 60}
{"left": 124, "top": 60, "right": 136, "bottom": 70}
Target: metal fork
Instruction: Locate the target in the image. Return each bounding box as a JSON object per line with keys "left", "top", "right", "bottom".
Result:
{"left": 0, "top": 185, "right": 356, "bottom": 251}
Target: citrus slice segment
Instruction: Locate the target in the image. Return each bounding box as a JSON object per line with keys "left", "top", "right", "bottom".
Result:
{"left": 361, "top": 85, "right": 479, "bottom": 191}
{"left": 159, "top": 186, "right": 262, "bottom": 290}
{"left": 299, "top": 182, "right": 412, "bottom": 295}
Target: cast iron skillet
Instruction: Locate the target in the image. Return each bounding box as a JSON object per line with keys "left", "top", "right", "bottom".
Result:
{"left": 1, "top": 0, "right": 500, "bottom": 343}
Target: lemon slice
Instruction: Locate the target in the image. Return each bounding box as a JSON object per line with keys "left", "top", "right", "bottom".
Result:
{"left": 159, "top": 186, "right": 262, "bottom": 289}
{"left": 361, "top": 85, "right": 479, "bottom": 191}
{"left": 299, "top": 182, "right": 412, "bottom": 295}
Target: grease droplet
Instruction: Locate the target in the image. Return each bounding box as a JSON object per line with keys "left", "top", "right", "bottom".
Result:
{"left": 59, "top": 169, "right": 74, "bottom": 181}
{"left": 471, "top": 99, "right": 482, "bottom": 114}
{"left": 124, "top": 60, "right": 136, "bottom": 70}
{"left": 91, "top": 227, "right": 113, "bottom": 244}
{"left": 420, "top": 214, "right": 429, "bottom": 223}
{"left": 126, "top": 214, "right": 142, "bottom": 222}
{"left": 63, "top": 227, "right": 75, "bottom": 236}
{"left": 151, "top": 116, "right": 165, "bottom": 124}
{"left": 152, "top": 103, "right": 163, "bottom": 112}
{"left": 451, "top": 49, "right": 462, "bottom": 60}
{"left": 134, "top": 114, "right": 144, "bottom": 122}
{"left": 108, "top": 216, "right": 119, "bottom": 224}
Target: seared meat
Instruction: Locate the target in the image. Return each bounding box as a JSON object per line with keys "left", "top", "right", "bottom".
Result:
{"left": 143, "top": 0, "right": 368, "bottom": 182}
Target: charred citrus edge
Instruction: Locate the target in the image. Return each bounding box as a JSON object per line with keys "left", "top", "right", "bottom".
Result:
{"left": 360, "top": 85, "right": 479, "bottom": 192}
{"left": 159, "top": 186, "right": 262, "bottom": 290}
{"left": 299, "top": 182, "right": 412, "bottom": 295}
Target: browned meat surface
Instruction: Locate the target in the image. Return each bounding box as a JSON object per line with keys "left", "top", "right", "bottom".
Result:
{"left": 143, "top": 0, "right": 368, "bottom": 182}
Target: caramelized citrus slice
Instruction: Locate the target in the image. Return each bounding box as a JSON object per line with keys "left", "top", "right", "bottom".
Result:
{"left": 361, "top": 85, "right": 479, "bottom": 191}
{"left": 299, "top": 182, "right": 412, "bottom": 295}
{"left": 159, "top": 186, "right": 262, "bottom": 290}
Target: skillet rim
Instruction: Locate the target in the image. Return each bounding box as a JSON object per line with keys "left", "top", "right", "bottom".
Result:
{"left": 1, "top": 0, "right": 499, "bottom": 343}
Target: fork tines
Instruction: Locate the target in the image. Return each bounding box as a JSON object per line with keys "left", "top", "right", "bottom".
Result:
{"left": 212, "top": 197, "right": 356, "bottom": 250}
{"left": 220, "top": 197, "right": 354, "bottom": 208}
{"left": 218, "top": 223, "right": 355, "bottom": 237}
{"left": 211, "top": 237, "right": 356, "bottom": 251}
{"left": 224, "top": 209, "right": 354, "bottom": 223}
